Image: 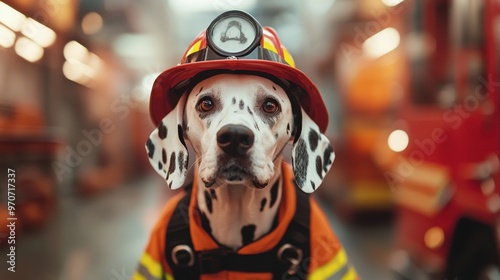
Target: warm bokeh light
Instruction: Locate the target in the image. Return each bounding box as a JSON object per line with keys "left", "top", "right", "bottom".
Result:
{"left": 63, "top": 59, "right": 85, "bottom": 82}
{"left": 64, "top": 40, "right": 89, "bottom": 62}
{"left": 387, "top": 129, "right": 409, "bottom": 152}
{"left": 424, "top": 227, "right": 445, "bottom": 249}
{"left": 81, "top": 12, "right": 103, "bottom": 35}
{"left": 21, "top": 18, "right": 57, "bottom": 47}
{"left": 14, "top": 36, "right": 44, "bottom": 62}
{"left": 363, "top": 27, "right": 401, "bottom": 59}
{"left": 86, "top": 53, "right": 103, "bottom": 76}
{"left": 0, "top": 1, "right": 26, "bottom": 32}
{"left": 0, "top": 23, "right": 16, "bottom": 48}
{"left": 169, "top": 0, "right": 257, "bottom": 13}
{"left": 62, "top": 41, "right": 102, "bottom": 86}
{"left": 63, "top": 60, "right": 92, "bottom": 86}
{"left": 382, "top": 0, "right": 406, "bottom": 7}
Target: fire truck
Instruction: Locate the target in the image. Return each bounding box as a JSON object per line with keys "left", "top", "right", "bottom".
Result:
{"left": 388, "top": 0, "right": 500, "bottom": 279}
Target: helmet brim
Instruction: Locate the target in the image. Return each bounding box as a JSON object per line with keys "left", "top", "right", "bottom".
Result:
{"left": 149, "top": 59, "right": 329, "bottom": 133}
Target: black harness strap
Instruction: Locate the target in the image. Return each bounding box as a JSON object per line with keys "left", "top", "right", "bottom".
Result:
{"left": 164, "top": 190, "right": 200, "bottom": 279}
{"left": 165, "top": 183, "right": 311, "bottom": 279}
{"left": 274, "top": 188, "right": 311, "bottom": 279}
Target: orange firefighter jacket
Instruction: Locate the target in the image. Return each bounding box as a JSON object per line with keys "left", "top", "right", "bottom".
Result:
{"left": 133, "top": 163, "right": 359, "bottom": 280}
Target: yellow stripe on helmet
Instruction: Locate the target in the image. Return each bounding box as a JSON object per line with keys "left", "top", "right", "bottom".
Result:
{"left": 184, "top": 40, "right": 202, "bottom": 58}
{"left": 262, "top": 36, "right": 279, "bottom": 55}
{"left": 282, "top": 46, "right": 295, "bottom": 68}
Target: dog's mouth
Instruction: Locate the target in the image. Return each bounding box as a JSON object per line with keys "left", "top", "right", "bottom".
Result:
{"left": 202, "top": 162, "right": 269, "bottom": 189}
{"left": 220, "top": 165, "right": 247, "bottom": 181}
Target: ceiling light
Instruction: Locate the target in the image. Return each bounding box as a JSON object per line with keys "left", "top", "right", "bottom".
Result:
{"left": 382, "top": 0, "right": 405, "bottom": 7}
{"left": 0, "top": 23, "right": 16, "bottom": 48}
{"left": 363, "top": 27, "right": 400, "bottom": 59}
{"left": 21, "top": 18, "right": 57, "bottom": 47}
{"left": 64, "top": 40, "right": 89, "bottom": 62}
{"left": 0, "top": 1, "right": 26, "bottom": 32}
{"left": 15, "top": 37, "right": 44, "bottom": 62}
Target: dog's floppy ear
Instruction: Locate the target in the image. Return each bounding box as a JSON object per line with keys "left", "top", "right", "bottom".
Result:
{"left": 145, "top": 94, "right": 189, "bottom": 189}
{"left": 291, "top": 108, "right": 335, "bottom": 193}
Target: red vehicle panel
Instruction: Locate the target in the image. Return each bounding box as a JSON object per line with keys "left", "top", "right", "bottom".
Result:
{"left": 392, "top": 0, "right": 500, "bottom": 278}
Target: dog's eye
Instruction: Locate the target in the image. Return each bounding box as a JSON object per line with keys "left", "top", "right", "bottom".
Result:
{"left": 262, "top": 99, "right": 279, "bottom": 114}
{"left": 197, "top": 97, "right": 214, "bottom": 112}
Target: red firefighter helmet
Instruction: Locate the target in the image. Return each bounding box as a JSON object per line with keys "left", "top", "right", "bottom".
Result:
{"left": 149, "top": 10, "right": 329, "bottom": 132}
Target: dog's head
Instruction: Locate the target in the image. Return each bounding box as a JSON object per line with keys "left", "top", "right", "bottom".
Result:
{"left": 146, "top": 74, "right": 334, "bottom": 193}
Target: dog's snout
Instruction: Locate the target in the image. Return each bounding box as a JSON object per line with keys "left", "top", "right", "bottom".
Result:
{"left": 217, "top": 125, "right": 254, "bottom": 156}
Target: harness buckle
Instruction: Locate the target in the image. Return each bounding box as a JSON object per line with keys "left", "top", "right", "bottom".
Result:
{"left": 171, "top": 245, "right": 195, "bottom": 268}
{"left": 277, "top": 243, "right": 303, "bottom": 275}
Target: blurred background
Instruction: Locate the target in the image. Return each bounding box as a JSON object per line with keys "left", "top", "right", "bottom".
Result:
{"left": 0, "top": 0, "right": 499, "bottom": 279}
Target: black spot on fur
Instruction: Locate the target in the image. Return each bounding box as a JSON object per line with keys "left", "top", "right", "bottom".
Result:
{"left": 309, "top": 129, "right": 319, "bottom": 152}
{"left": 323, "top": 144, "right": 334, "bottom": 172}
{"left": 272, "top": 85, "right": 277, "bottom": 90}
{"left": 200, "top": 211, "right": 212, "bottom": 234}
{"left": 274, "top": 132, "right": 279, "bottom": 139}
{"left": 286, "top": 123, "right": 290, "bottom": 134}
{"left": 260, "top": 198, "right": 267, "bottom": 212}
{"left": 254, "top": 122, "right": 260, "bottom": 131}
{"left": 316, "top": 156, "right": 323, "bottom": 179}
{"left": 184, "top": 154, "right": 188, "bottom": 171}
{"left": 158, "top": 161, "right": 163, "bottom": 170}
{"left": 293, "top": 139, "right": 308, "bottom": 188}
{"left": 178, "top": 125, "right": 186, "bottom": 147}
{"left": 162, "top": 148, "right": 167, "bottom": 164}
{"left": 261, "top": 116, "right": 277, "bottom": 128}
{"left": 247, "top": 106, "right": 253, "bottom": 115}
{"left": 239, "top": 100, "right": 244, "bottom": 110}
{"left": 210, "top": 189, "right": 217, "bottom": 200}
{"left": 199, "top": 86, "right": 204, "bottom": 93}
{"left": 146, "top": 139, "right": 155, "bottom": 158}
{"left": 269, "top": 179, "right": 279, "bottom": 208}
{"left": 158, "top": 122, "right": 168, "bottom": 140}
{"left": 311, "top": 180, "right": 316, "bottom": 190}
{"left": 204, "top": 190, "right": 213, "bottom": 213}
{"left": 168, "top": 181, "right": 172, "bottom": 189}
{"left": 167, "top": 152, "right": 176, "bottom": 179}
{"left": 232, "top": 97, "right": 236, "bottom": 104}
{"left": 241, "top": 224, "right": 256, "bottom": 246}
{"left": 178, "top": 151, "right": 185, "bottom": 173}
{"left": 207, "top": 119, "right": 212, "bottom": 129}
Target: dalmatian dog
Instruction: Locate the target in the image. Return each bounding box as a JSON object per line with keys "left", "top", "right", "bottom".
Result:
{"left": 146, "top": 73, "right": 334, "bottom": 250}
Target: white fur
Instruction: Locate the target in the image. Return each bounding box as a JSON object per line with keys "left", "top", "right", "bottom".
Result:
{"left": 146, "top": 74, "right": 335, "bottom": 249}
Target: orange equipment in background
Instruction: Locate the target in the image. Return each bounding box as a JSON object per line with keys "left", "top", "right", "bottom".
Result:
{"left": 319, "top": 1, "right": 406, "bottom": 221}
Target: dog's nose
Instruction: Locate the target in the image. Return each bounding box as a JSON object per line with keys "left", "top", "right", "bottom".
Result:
{"left": 217, "top": 125, "right": 254, "bottom": 156}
